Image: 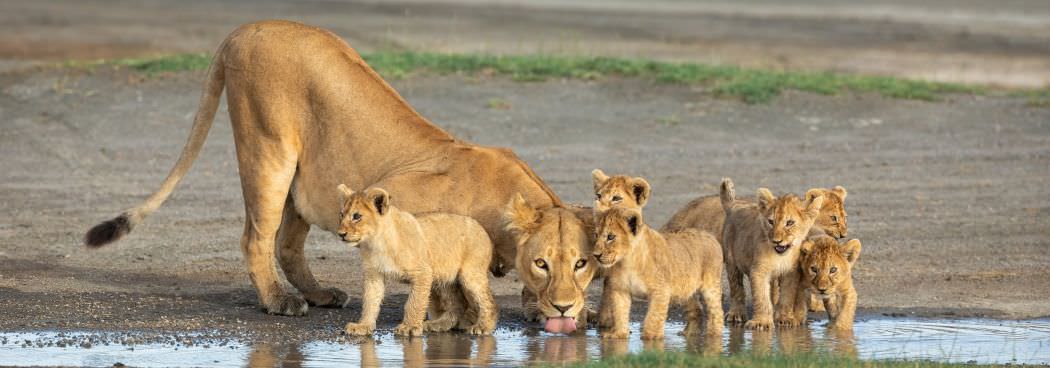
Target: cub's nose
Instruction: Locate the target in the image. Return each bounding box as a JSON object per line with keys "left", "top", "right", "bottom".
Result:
{"left": 338, "top": 231, "right": 348, "bottom": 239}
{"left": 817, "top": 287, "right": 828, "bottom": 293}
{"left": 553, "top": 303, "right": 574, "bottom": 315}
{"left": 772, "top": 239, "right": 784, "bottom": 245}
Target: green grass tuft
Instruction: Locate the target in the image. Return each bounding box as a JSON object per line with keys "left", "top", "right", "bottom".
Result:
{"left": 565, "top": 351, "right": 1009, "bottom": 368}
{"left": 79, "top": 51, "right": 1032, "bottom": 104}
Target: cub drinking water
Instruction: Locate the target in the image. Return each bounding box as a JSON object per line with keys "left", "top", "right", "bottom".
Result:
{"left": 336, "top": 184, "right": 498, "bottom": 336}
{"left": 593, "top": 207, "right": 724, "bottom": 340}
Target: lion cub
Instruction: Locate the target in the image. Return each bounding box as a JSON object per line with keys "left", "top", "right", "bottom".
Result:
{"left": 720, "top": 178, "right": 824, "bottom": 330}
{"left": 794, "top": 235, "right": 862, "bottom": 330}
{"left": 594, "top": 207, "right": 724, "bottom": 340}
{"left": 336, "top": 184, "right": 498, "bottom": 336}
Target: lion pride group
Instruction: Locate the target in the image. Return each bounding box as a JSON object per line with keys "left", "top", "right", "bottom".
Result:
{"left": 334, "top": 170, "right": 860, "bottom": 339}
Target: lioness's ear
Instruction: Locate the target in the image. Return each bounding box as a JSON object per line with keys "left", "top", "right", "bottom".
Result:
{"left": 832, "top": 186, "right": 848, "bottom": 201}
{"left": 505, "top": 193, "right": 541, "bottom": 237}
{"left": 365, "top": 188, "right": 391, "bottom": 215}
{"left": 841, "top": 238, "right": 862, "bottom": 265}
{"left": 623, "top": 209, "right": 642, "bottom": 236}
{"left": 631, "top": 177, "right": 651, "bottom": 207}
{"left": 757, "top": 188, "right": 775, "bottom": 213}
{"left": 337, "top": 184, "right": 354, "bottom": 203}
{"left": 804, "top": 192, "right": 825, "bottom": 218}
{"left": 799, "top": 239, "right": 815, "bottom": 257}
{"left": 592, "top": 169, "right": 610, "bottom": 192}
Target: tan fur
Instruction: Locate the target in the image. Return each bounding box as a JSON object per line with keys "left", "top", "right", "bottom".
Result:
{"left": 336, "top": 185, "right": 497, "bottom": 336}
{"left": 505, "top": 194, "right": 598, "bottom": 329}
{"left": 591, "top": 169, "right": 651, "bottom": 213}
{"left": 720, "top": 178, "right": 825, "bottom": 330}
{"left": 594, "top": 208, "right": 724, "bottom": 340}
{"left": 83, "top": 21, "right": 578, "bottom": 316}
{"left": 794, "top": 236, "right": 862, "bottom": 330}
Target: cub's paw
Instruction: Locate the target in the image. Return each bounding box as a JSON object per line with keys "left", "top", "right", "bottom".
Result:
{"left": 602, "top": 329, "right": 630, "bottom": 340}
{"left": 725, "top": 310, "right": 747, "bottom": 324}
{"left": 266, "top": 294, "right": 309, "bottom": 316}
{"left": 744, "top": 318, "right": 773, "bottom": 331}
{"left": 775, "top": 315, "right": 801, "bottom": 327}
{"left": 641, "top": 330, "right": 665, "bottom": 340}
{"left": 344, "top": 322, "right": 375, "bottom": 336}
{"left": 466, "top": 324, "right": 494, "bottom": 336}
{"left": 680, "top": 323, "right": 702, "bottom": 337}
{"left": 304, "top": 287, "right": 349, "bottom": 308}
{"left": 808, "top": 299, "right": 826, "bottom": 312}
{"left": 394, "top": 323, "right": 424, "bottom": 337}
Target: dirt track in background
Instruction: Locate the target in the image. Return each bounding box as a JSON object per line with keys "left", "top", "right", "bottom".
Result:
{"left": 0, "top": 62, "right": 1048, "bottom": 339}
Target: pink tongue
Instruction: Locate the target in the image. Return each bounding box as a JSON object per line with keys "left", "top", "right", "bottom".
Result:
{"left": 544, "top": 317, "right": 577, "bottom": 334}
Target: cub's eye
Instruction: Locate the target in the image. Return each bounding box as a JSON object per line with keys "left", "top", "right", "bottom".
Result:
{"left": 575, "top": 259, "right": 587, "bottom": 270}
{"left": 768, "top": 218, "right": 775, "bottom": 226}
{"left": 351, "top": 213, "right": 362, "bottom": 222}
{"left": 830, "top": 215, "right": 838, "bottom": 222}
{"left": 606, "top": 233, "right": 616, "bottom": 242}
{"left": 534, "top": 259, "right": 548, "bottom": 270}
{"left": 786, "top": 220, "right": 795, "bottom": 227}
{"left": 611, "top": 195, "right": 623, "bottom": 202}
{"left": 830, "top": 266, "right": 838, "bottom": 274}
{"left": 810, "top": 266, "right": 819, "bottom": 273}
{"left": 595, "top": 193, "right": 602, "bottom": 200}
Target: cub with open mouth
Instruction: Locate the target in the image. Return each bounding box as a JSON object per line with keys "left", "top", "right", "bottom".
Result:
{"left": 593, "top": 205, "right": 724, "bottom": 340}
{"left": 720, "top": 178, "right": 825, "bottom": 330}
{"left": 336, "top": 184, "right": 498, "bottom": 336}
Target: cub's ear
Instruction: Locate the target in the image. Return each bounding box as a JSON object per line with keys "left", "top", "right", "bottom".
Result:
{"left": 505, "top": 193, "right": 541, "bottom": 238}
{"left": 799, "top": 239, "right": 815, "bottom": 257}
{"left": 591, "top": 169, "right": 610, "bottom": 192}
{"left": 337, "top": 184, "right": 354, "bottom": 203}
{"left": 841, "top": 238, "right": 862, "bottom": 265}
{"left": 365, "top": 188, "right": 391, "bottom": 215}
{"left": 805, "top": 188, "right": 825, "bottom": 204}
{"left": 622, "top": 209, "right": 643, "bottom": 236}
{"left": 631, "top": 177, "right": 651, "bottom": 207}
{"left": 832, "top": 186, "right": 848, "bottom": 200}
{"left": 804, "top": 192, "right": 825, "bottom": 218}
{"left": 757, "top": 188, "right": 776, "bottom": 213}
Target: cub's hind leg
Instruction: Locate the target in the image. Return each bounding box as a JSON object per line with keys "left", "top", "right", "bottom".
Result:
{"left": 458, "top": 270, "right": 498, "bottom": 335}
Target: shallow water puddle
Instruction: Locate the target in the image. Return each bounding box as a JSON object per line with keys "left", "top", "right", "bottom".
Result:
{"left": 1, "top": 318, "right": 1047, "bottom": 367}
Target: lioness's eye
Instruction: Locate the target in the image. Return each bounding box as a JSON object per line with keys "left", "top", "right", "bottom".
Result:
{"left": 612, "top": 195, "right": 622, "bottom": 202}
{"left": 830, "top": 266, "right": 838, "bottom": 274}
{"left": 786, "top": 220, "right": 795, "bottom": 227}
{"left": 351, "top": 213, "right": 362, "bottom": 222}
{"left": 830, "top": 215, "right": 838, "bottom": 222}
{"left": 810, "top": 266, "right": 819, "bottom": 273}
{"left": 606, "top": 233, "right": 616, "bottom": 242}
{"left": 534, "top": 259, "right": 548, "bottom": 270}
{"left": 575, "top": 259, "right": 587, "bottom": 270}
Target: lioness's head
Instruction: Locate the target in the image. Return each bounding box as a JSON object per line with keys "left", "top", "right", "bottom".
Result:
{"left": 592, "top": 207, "right": 645, "bottom": 268}
{"left": 757, "top": 188, "right": 824, "bottom": 254}
{"left": 799, "top": 236, "right": 862, "bottom": 298}
{"left": 505, "top": 193, "right": 596, "bottom": 330}
{"left": 806, "top": 186, "right": 849, "bottom": 239}
{"left": 335, "top": 184, "right": 391, "bottom": 246}
{"left": 591, "top": 169, "right": 651, "bottom": 213}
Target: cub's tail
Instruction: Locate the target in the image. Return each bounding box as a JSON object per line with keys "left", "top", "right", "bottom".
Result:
{"left": 719, "top": 177, "right": 736, "bottom": 214}
{"left": 84, "top": 41, "right": 227, "bottom": 248}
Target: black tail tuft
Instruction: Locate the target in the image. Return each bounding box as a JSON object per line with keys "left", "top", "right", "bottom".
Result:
{"left": 84, "top": 214, "right": 131, "bottom": 248}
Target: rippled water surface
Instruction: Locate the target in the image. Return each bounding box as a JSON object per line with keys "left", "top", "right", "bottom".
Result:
{"left": 1, "top": 318, "right": 1048, "bottom": 367}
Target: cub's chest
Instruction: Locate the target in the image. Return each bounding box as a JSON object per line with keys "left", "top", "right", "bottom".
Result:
{"left": 621, "top": 269, "right": 649, "bottom": 297}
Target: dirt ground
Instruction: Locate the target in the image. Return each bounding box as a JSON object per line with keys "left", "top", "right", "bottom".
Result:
{"left": 0, "top": 0, "right": 1048, "bottom": 342}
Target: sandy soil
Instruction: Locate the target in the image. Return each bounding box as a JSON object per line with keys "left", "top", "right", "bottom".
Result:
{"left": 0, "top": 0, "right": 1047, "bottom": 343}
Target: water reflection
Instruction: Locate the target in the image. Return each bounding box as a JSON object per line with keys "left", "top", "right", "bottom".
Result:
{"left": 1, "top": 318, "right": 1048, "bottom": 367}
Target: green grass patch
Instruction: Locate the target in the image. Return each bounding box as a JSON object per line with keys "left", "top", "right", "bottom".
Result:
{"left": 566, "top": 351, "right": 1007, "bottom": 368}
{"left": 79, "top": 51, "right": 1026, "bottom": 104}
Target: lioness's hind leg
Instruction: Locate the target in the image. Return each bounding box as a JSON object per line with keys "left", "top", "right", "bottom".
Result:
{"left": 276, "top": 197, "right": 347, "bottom": 308}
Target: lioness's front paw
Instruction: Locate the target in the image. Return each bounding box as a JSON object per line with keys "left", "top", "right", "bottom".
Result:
{"left": 394, "top": 323, "right": 424, "bottom": 337}
{"left": 304, "top": 287, "right": 349, "bottom": 308}
{"left": 424, "top": 318, "right": 457, "bottom": 333}
{"left": 344, "top": 322, "right": 375, "bottom": 336}
{"left": 775, "top": 315, "right": 801, "bottom": 327}
{"left": 725, "top": 310, "right": 746, "bottom": 324}
{"left": 265, "top": 294, "right": 309, "bottom": 316}
{"left": 602, "top": 329, "right": 630, "bottom": 340}
{"left": 744, "top": 318, "right": 773, "bottom": 331}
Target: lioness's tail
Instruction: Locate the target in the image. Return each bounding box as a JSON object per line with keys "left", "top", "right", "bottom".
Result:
{"left": 719, "top": 177, "right": 736, "bottom": 214}
{"left": 84, "top": 43, "right": 227, "bottom": 247}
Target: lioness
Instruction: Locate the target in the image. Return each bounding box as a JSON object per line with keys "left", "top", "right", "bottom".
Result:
{"left": 794, "top": 235, "right": 862, "bottom": 330}
{"left": 593, "top": 207, "right": 724, "bottom": 339}
{"left": 720, "top": 178, "right": 824, "bottom": 330}
{"left": 336, "top": 185, "right": 497, "bottom": 336}
{"left": 83, "top": 20, "right": 587, "bottom": 317}
{"left": 505, "top": 194, "right": 597, "bottom": 334}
